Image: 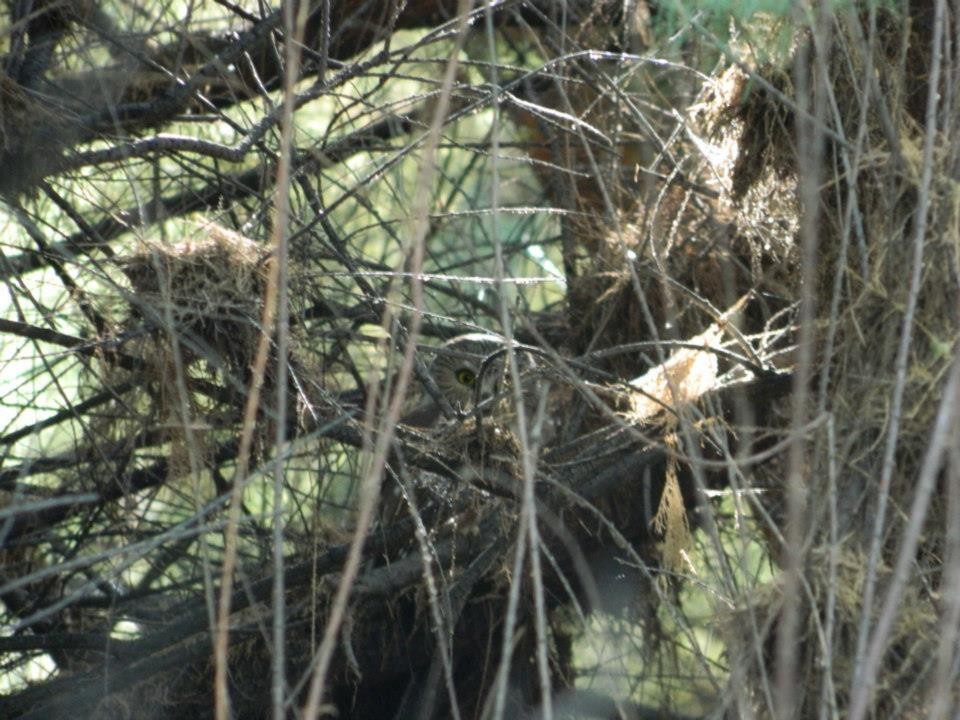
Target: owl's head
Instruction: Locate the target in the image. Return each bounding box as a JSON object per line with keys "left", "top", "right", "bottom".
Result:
{"left": 398, "top": 333, "right": 510, "bottom": 428}
{"left": 400, "top": 333, "right": 539, "bottom": 428}
{"left": 429, "top": 333, "right": 507, "bottom": 412}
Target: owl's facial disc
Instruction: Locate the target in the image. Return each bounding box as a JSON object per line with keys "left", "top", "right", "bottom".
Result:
{"left": 452, "top": 363, "right": 501, "bottom": 412}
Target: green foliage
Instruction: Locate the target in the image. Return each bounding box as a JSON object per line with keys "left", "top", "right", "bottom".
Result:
{"left": 651, "top": 0, "right": 900, "bottom": 67}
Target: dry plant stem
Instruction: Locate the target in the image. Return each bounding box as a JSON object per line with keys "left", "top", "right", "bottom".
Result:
{"left": 156, "top": 223, "right": 219, "bottom": 649}
{"left": 396, "top": 473, "right": 462, "bottom": 720}
{"left": 816, "top": 10, "right": 877, "bottom": 410}
{"left": 490, "top": 502, "right": 530, "bottom": 720}
{"left": 776, "top": 7, "right": 828, "bottom": 718}
{"left": 300, "top": 3, "right": 474, "bottom": 717}
{"left": 271, "top": 3, "right": 308, "bottom": 718}
{"left": 810, "top": 10, "right": 878, "bottom": 717}
{"left": 849, "top": 2, "right": 946, "bottom": 716}
{"left": 482, "top": 3, "right": 551, "bottom": 717}
{"left": 926, "top": 441, "right": 960, "bottom": 720}
{"left": 820, "top": 416, "right": 840, "bottom": 720}
{"left": 853, "top": 356, "right": 960, "bottom": 720}
{"left": 714, "top": 421, "right": 847, "bottom": 718}
{"left": 214, "top": 5, "right": 307, "bottom": 719}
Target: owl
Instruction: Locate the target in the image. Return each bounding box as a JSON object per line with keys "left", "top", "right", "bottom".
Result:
{"left": 401, "top": 333, "right": 510, "bottom": 428}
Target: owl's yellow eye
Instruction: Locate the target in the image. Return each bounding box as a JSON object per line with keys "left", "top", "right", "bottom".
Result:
{"left": 455, "top": 368, "right": 476, "bottom": 386}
